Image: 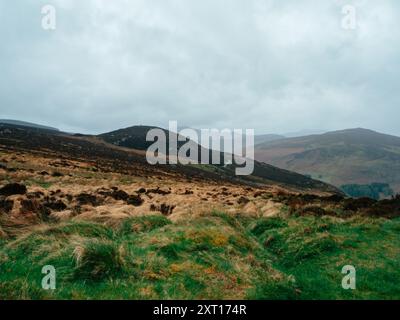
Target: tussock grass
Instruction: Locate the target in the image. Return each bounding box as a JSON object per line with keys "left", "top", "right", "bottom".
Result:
{"left": 0, "top": 213, "right": 399, "bottom": 299}
{"left": 118, "top": 215, "right": 171, "bottom": 235}
{"left": 73, "top": 240, "right": 126, "bottom": 281}
{"left": 256, "top": 217, "right": 340, "bottom": 267}
{"left": 42, "top": 222, "right": 115, "bottom": 239}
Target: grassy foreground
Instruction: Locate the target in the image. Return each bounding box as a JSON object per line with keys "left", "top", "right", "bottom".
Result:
{"left": 0, "top": 212, "right": 399, "bottom": 299}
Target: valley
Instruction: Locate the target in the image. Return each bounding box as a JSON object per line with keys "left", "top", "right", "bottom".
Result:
{"left": 254, "top": 128, "right": 400, "bottom": 197}
{"left": 0, "top": 123, "right": 399, "bottom": 299}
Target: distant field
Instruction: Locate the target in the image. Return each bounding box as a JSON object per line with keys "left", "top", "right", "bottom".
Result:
{"left": 1, "top": 211, "right": 399, "bottom": 300}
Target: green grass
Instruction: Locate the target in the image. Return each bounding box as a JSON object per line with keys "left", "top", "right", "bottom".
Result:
{"left": 0, "top": 213, "right": 399, "bottom": 300}
{"left": 118, "top": 215, "right": 171, "bottom": 235}
{"left": 25, "top": 178, "right": 52, "bottom": 189}
{"left": 72, "top": 240, "right": 126, "bottom": 281}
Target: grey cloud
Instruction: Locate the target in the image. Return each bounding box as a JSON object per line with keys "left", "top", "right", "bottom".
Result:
{"left": 0, "top": 0, "right": 399, "bottom": 135}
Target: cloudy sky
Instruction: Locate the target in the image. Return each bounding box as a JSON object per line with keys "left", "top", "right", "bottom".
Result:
{"left": 1, "top": 0, "right": 399, "bottom": 135}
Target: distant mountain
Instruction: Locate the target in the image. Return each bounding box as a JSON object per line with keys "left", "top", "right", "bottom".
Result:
{"left": 99, "top": 125, "right": 204, "bottom": 158}
{"left": 99, "top": 126, "right": 168, "bottom": 151}
{"left": 254, "top": 134, "right": 286, "bottom": 145}
{"left": 254, "top": 128, "right": 400, "bottom": 195}
{"left": 98, "top": 125, "right": 340, "bottom": 193}
{"left": 99, "top": 125, "right": 283, "bottom": 153}
{"left": 0, "top": 123, "right": 341, "bottom": 194}
{"left": 0, "top": 119, "right": 59, "bottom": 132}
{"left": 283, "top": 129, "right": 325, "bottom": 138}
{"left": 176, "top": 127, "right": 286, "bottom": 149}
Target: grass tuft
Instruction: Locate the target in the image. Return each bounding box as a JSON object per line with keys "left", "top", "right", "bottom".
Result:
{"left": 73, "top": 240, "right": 125, "bottom": 281}
{"left": 0, "top": 212, "right": 399, "bottom": 299}
{"left": 118, "top": 215, "right": 171, "bottom": 235}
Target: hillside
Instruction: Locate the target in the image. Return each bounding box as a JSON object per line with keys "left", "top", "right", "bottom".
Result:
{"left": 0, "top": 123, "right": 341, "bottom": 194}
{"left": 0, "top": 119, "right": 59, "bottom": 132}
{"left": 98, "top": 125, "right": 341, "bottom": 193}
{"left": 254, "top": 134, "right": 286, "bottom": 146}
{"left": 254, "top": 128, "right": 400, "bottom": 195}
{"left": 99, "top": 126, "right": 171, "bottom": 151}
{"left": 1, "top": 123, "right": 399, "bottom": 300}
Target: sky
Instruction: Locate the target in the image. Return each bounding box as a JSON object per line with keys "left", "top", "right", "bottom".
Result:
{"left": 1, "top": 0, "right": 400, "bottom": 135}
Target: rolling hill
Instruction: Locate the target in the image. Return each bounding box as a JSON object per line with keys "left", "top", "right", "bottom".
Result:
{"left": 2, "top": 122, "right": 400, "bottom": 300}
{"left": 254, "top": 134, "right": 286, "bottom": 146}
{"left": 0, "top": 119, "right": 59, "bottom": 132}
{"left": 98, "top": 125, "right": 341, "bottom": 193}
{"left": 100, "top": 126, "right": 285, "bottom": 151}
{"left": 0, "top": 122, "right": 341, "bottom": 194}
{"left": 254, "top": 128, "right": 400, "bottom": 195}
{"left": 99, "top": 125, "right": 170, "bottom": 151}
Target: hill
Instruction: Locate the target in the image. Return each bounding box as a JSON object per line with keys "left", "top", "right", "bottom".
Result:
{"left": 1, "top": 123, "right": 399, "bottom": 300}
{"left": 98, "top": 125, "right": 339, "bottom": 193}
{"left": 254, "top": 134, "right": 286, "bottom": 145}
{"left": 99, "top": 125, "right": 169, "bottom": 151}
{"left": 100, "top": 126, "right": 285, "bottom": 150}
{"left": 0, "top": 119, "right": 59, "bottom": 132}
{"left": 254, "top": 128, "right": 400, "bottom": 195}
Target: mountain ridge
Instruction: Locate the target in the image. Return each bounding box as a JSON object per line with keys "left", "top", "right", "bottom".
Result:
{"left": 0, "top": 122, "right": 341, "bottom": 194}
{"left": 254, "top": 128, "right": 400, "bottom": 195}
{"left": 0, "top": 119, "right": 59, "bottom": 132}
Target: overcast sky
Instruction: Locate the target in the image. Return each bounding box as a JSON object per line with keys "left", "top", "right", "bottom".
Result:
{"left": 1, "top": 0, "right": 399, "bottom": 135}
